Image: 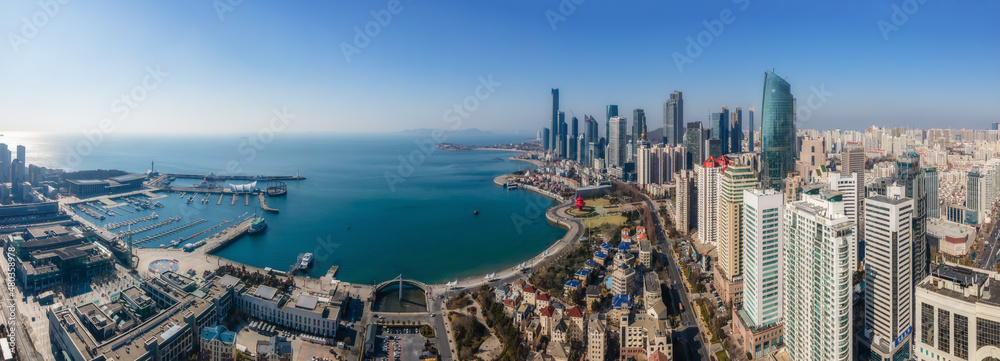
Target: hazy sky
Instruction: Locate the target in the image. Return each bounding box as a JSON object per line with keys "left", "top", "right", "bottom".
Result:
{"left": 1, "top": 1, "right": 997, "bottom": 135}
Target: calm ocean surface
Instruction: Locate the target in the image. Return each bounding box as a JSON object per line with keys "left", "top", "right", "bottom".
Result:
{"left": 4, "top": 132, "right": 565, "bottom": 284}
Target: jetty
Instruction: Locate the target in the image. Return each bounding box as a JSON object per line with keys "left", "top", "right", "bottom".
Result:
{"left": 231, "top": 194, "right": 237, "bottom": 205}
{"left": 132, "top": 219, "right": 207, "bottom": 245}
{"left": 244, "top": 194, "right": 249, "bottom": 206}
{"left": 164, "top": 173, "right": 306, "bottom": 181}
{"left": 105, "top": 213, "right": 159, "bottom": 230}
{"left": 258, "top": 194, "right": 279, "bottom": 213}
{"left": 217, "top": 194, "right": 224, "bottom": 205}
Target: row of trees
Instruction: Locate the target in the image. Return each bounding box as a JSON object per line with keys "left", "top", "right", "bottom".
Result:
{"left": 450, "top": 311, "right": 489, "bottom": 360}
{"left": 528, "top": 242, "right": 591, "bottom": 294}
{"left": 474, "top": 288, "right": 527, "bottom": 361}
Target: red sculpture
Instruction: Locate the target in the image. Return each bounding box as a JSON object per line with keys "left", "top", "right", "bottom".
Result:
{"left": 575, "top": 195, "right": 586, "bottom": 211}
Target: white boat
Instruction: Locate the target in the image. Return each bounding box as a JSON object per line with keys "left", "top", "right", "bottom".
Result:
{"left": 297, "top": 253, "right": 314, "bottom": 270}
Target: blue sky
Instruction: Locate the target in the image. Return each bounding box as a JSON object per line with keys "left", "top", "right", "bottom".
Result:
{"left": 1, "top": 1, "right": 997, "bottom": 135}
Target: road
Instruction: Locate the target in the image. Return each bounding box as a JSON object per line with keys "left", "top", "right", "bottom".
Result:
{"left": 972, "top": 201, "right": 1000, "bottom": 271}
{"left": 630, "top": 184, "right": 710, "bottom": 361}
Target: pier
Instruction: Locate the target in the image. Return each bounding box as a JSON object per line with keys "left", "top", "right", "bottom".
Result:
{"left": 203, "top": 218, "right": 255, "bottom": 254}
{"left": 132, "top": 219, "right": 207, "bottom": 245}
{"left": 258, "top": 194, "right": 279, "bottom": 213}
{"left": 119, "top": 216, "right": 180, "bottom": 237}
{"left": 176, "top": 220, "right": 230, "bottom": 244}
{"left": 217, "top": 194, "right": 224, "bottom": 205}
{"left": 105, "top": 213, "right": 159, "bottom": 230}
{"left": 245, "top": 194, "right": 249, "bottom": 206}
{"left": 164, "top": 173, "right": 306, "bottom": 181}
{"left": 231, "top": 194, "right": 237, "bottom": 205}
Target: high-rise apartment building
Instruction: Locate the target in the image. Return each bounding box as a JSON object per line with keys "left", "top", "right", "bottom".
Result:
{"left": 606, "top": 105, "right": 618, "bottom": 145}
{"left": 675, "top": 170, "right": 695, "bottom": 235}
{"left": 697, "top": 156, "right": 727, "bottom": 246}
{"left": 734, "top": 188, "right": 785, "bottom": 359}
{"left": 783, "top": 188, "right": 856, "bottom": 361}
{"left": 714, "top": 157, "right": 758, "bottom": 306}
{"left": 827, "top": 172, "right": 861, "bottom": 271}
{"left": 925, "top": 167, "right": 940, "bottom": 218}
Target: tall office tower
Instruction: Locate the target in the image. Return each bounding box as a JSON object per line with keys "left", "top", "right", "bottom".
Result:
{"left": 586, "top": 116, "right": 599, "bottom": 144}
{"left": 578, "top": 136, "right": 587, "bottom": 165}
{"left": 735, "top": 189, "right": 785, "bottom": 359}
{"left": 588, "top": 142, "right": 598, "bottom": 168}
{"left": 684, "top": 122, "right": 704, "bottom": 169}
{"left": 558, "top": 112, "right": 568, "bottom": 158}
{"left": 697, "top": 156, "right": 726, "bottom": 246}
{"left": 551, "top": 89, "right": 559, "bottom": 151}
{"left": 826, "top": 172, "right": 860, "bottom": 270}
{"left": 924, "top": 167, "right": 939, "bottom": 218}
{"left": 664, "top": 91, "right": 684, "bottom": 146}
{"left": 784, "top": 188, "right": 857, "bottom": 361}
{"left": 704, "top": 139, "right": 722, "bottom": 160}
{"left": 795, "top": 137, "right": 826, "bottom": 181}
{"left": 730, "top": 107, "right": 743, "bottom": 153}
{"left": 569, "top": 116, "right": 579, "bottom": 161}
{"left": 10, "top": 159, "right": 22, "bottom": 202}
{"left": 967, "top": 168, "right": 983, "bottom": 223}
{"left": 760, "top": 71, "right": 796, "bottom": 190}
{"left": 637, "top": 133, "right": 653, "bottom": 187}
{"left": 675, "top": 169, "right": 695, "bottom": 234}
{"left": 632, "top": 109, "right": 646, "bottom": 161}
{"left": 841, "top": 142, "right": 866, "bottom": 226}
{"left": 894, "top": 151, "right": 928, "bottom": 283}
{"left": 714, "top": 157, "right": 758, "bottom": 306}
{"left": 0, "top": 143, "right": 8, "bottom": 183}
{"left": 608, "top": 116, "right": 627, "bottom": 168}
{"left": 993, "top": 122, "right": 999, "bottom": 130}
{"left": 542, "top": 128, "right": 550, "bottom": 151}
{"left": 711, "top": 106, "right": 731, "bottom": 155}
{"left": 747, "top": 108, "right": 755, "bottom": 152}
{"left": 859, "top": 185, "right": 914, "bottom": 361}
{"left": 15, "top": 145, "right": 25, "bottom": 184}
{"left": 606, "top": 105, "right": 619, "bottom": 144}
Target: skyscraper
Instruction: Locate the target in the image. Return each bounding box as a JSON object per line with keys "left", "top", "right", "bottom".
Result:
{"left": 760, "top": 71, "right": 796, "bottom": 190}
{"left": 735, "top": 189, "right": 785, "bottom": 359}
{"left": 606, "top": 105, "right": 619, "bottom": 145}
{"left": 895, "top": 151, "right": 928, "bottom": 283}
{"left": 747, "top": 108, "right": 755, "bottom": 152}
{"left": 730, "top": 107, "right": 743, "bottom": 153}
{"left": 859, "top": 185, "right": 913, "bottom": 361}
{"left": 784, "top": 188, "right": 856, "bottom": 361}
{"left": 993, "top": 122, "right": 999, "bottom": 130}
{"left": 542, "top": 128, "right": 550, "bottom": 151}
{"left": 827, "top": 172, "right": 860, "bottom": 270}
{"left": 967, "top": 168, "right": 983, "bottom": 223}
{"left": 16, "top": 145, "right": 25, "bottom": 185}
{"left": 684, "top": 122, "right": 704, "bottom": 169}
{"left": 710, "top": 106, "right": 730, "bottom": 155}
{"left": 925, "top": 167, "right": 939, "bottom": 218}
{"left": 0, "top": 143, "right": 8, "bottom": 183}
{"left": 569, "top": 116, "right": 579, "bottom": 161}
{"left": 577, "top": 136, "right": 587, "bottom": 164}
{"left": 697, "top": 156, "right": 726, "bottom": 247}
{"left": 631, "top": 108, "right": 646, "bottom": 161}
{"left": 664, "top": 91, "right": 683, "bottom": 145}
{"left": 558, "top": 112, "right": 567, "bottom": 158}
{"left": 608, "top": 116, "right": 627, "bottom": 168}
{"left": 675, "top": 169, "right": 695, "bottom": 234}
{"left": 715, "top": 157, "right": 758, "bottom": 306}
{"left": 551, "top": 89, "right": 559, "bottom": 152}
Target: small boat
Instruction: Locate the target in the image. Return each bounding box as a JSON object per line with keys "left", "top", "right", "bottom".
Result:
{"left": 297, "top": 253, "right": 314, "bottom": 270}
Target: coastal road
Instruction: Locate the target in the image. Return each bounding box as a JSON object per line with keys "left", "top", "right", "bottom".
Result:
{"left": 629, "top": 184, "right": 709, "bottom": 361}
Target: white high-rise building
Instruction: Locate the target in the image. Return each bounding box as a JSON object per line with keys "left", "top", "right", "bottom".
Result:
{"left": 742, "top": 189, "right": 785, "bottom": 327}
{"left": 697, "top": 156, "right": 726, "bottom": 246}
{"left": 636, "top": 135, "right": 653, "bottom": 187}
{"left": 859, "top": 185, "right": 913, "bottom": 360}
{"left": 827, "top": 172, "right": 860, "bottom": 271}
{"left": 609, "top": 116, "right": 627, "bottom": 168}
{"left": 783, "top": 188, "right": 857, "bottom": 361}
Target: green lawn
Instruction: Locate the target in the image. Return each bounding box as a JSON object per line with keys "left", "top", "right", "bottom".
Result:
{"left": 715, "top": 350, "right": 729, "bottom": 361}
{"left": 583, "top": 215, "right": 626, "bottom": 228}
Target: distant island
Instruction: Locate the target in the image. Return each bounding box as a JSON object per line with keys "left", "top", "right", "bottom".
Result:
{"left": 436, "top": 141, "right": 541, "bottom": 152}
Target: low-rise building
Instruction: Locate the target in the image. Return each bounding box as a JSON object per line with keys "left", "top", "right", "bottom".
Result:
{"left": 200, "top": 326, "right": 236, "bottom": 361}
{"left": 913, "top": 264, "right": 1000, "bottom": 361}
{"left": 620, "top": 313, "right": 671, "bottom": 360}
{"left": 256, "top": 336, "right": 293, "bottom": 361}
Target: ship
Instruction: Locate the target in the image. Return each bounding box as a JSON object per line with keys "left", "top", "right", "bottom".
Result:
{"left": 205, "top": 172, "right": 226, "bottom": 181}
{"left": 248, "top": 213, "right": 267, "bottom": 234}
{"left": 297, "top": 253, "right": 313, "bottom": 270}
{"left": 193, "top": 180, "right": 220, "bottom": 189}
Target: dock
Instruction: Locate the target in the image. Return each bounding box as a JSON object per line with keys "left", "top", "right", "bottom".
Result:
{"left": 258, "top": 194, "right": 279, "bottom": 213}
{"left": 325, "top": 265, "right": 339, "bottom": 278}
{"left": 217, "top": 194, "right": 224, "bottom": 205}
{"left": 204, "top": 218, "right": 255, "bottom": 254}
{"left": 231, "top": 194, "right": 237, "bottom": 205}
{"left": 164, "top": 173, "right": 306, "bottom": 181}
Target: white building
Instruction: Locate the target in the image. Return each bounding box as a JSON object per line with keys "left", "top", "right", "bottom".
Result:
{"left": 608, "top": 116, "right": 627, "bottom": 168}
{"left": 827, "top": 172, "right": 861, "bottom": 270}
{"left": 697, "top": 157, "right": 725, "bottom": 246}
{"left": 914, "top": 264, "right": 1000, "bottom": 361}
{"left": 240, "top": 286, "right": 341, "bottom": 337}
{"left": 742, "top": 189, "right": 784, "bottom": 327}
{"left": 783, "top": 188, "right": 856, "bottom": 361}
{"left": 859, "top": 185, "right": 914, "bottom": 360}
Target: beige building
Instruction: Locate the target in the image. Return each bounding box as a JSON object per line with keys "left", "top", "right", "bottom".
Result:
{"left": 674, "top": 169, "right": 695, "bottom": 234}
{"left": 795, "top": 137, "right": 826, "bottom": 180}
{"left": 715, "top": 158, "right": 758, "bottom": 306}
{"left": 587, "top": 316, "right": 606, "bottom": 361}
{"left": 619, "top": 313, "right": 672, "bottom": 361}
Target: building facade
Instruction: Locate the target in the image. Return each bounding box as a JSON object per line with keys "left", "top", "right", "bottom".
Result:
{"left": 715, "top": 158, "right": 758, "bottom": 306}
{"left": 760, "top": 71, "right": 795, "bottom": 190}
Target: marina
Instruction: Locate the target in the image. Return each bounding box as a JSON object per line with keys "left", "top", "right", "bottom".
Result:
{"left": 132, "top": 218, "right": 207, "bottom": 245}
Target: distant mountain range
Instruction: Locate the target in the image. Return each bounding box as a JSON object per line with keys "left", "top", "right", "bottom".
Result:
{"left": 401, "top": 128, "right": 493, "bottom": 135}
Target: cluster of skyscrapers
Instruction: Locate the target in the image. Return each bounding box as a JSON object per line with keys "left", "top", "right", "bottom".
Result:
{"left": 0, "top": 143, "right": 28, "bottom": 203}
{"left": 539, "top": 69, "right": 1000, "bottom": 361}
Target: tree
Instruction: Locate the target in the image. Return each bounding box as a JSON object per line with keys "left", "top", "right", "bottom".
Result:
{"left": 590, "top": 299, "right": 600, "bottom": 312}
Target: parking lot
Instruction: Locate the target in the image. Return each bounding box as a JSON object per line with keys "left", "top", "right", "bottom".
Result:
{"left": 375, "top": 327, "right": 427, "bottom": 361}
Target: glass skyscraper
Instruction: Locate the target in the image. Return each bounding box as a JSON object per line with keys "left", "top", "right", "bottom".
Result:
{"left": 551, "top": 88, "right": 559, "bottom": 152}
{"left": 896, "top": 152, "right": 928, "bottom": 286}
{"left": 632, "top": 108, "right": 646, "bottom": 161}
{"left": 684, "top": 121, "right": 703, "bottom": 169}
{"left": 606, "top": 105, "right": 618, "bottom": 146}
{"left": 760, "top": 71, "right": 795, "bottom": 189}
{"left": 710, "top": 106, "right": 730, "bottom": 155}
{"left": 664, "top": 91, "right": 683, "bottom": 146}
